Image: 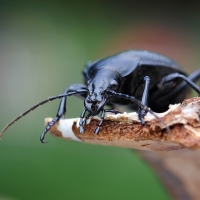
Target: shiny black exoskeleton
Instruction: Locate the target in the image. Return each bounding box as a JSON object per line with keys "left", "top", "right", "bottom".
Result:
{"left": 1, "top": 50, "right": 200, "bottom": 143}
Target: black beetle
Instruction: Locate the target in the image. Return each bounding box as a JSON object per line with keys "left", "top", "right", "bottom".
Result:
{"left": 1, "top": 50, "right": 200, "bottom": 143}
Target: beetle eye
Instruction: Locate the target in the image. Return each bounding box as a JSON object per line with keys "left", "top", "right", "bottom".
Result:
{"left": 86, "top": 97, "right": 92, "bottom": 103}
{"left": 86, "top": 98, "right": 92, "bottom": 103}
{"left": 110, "top": 80, "right": 118, "bottom": 89}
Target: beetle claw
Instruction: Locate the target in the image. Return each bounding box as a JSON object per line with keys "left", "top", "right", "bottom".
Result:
{"left": 40, "top": 137, "right": 47, "bottom": 143}
{"left": 79, "top": 126, "right": 85, "bottom": 134}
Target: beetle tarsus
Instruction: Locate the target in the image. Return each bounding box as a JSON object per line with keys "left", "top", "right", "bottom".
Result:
{"left": 40, "top": 117, "right": 60, "bottom": 143}
{"left": 40, "top": 131, "right": 48, "bottom": 143}
{"left": 79, "top": 126, "right": 85, "bottom": 134}
{"left": 40, "top": 138, "right": 47, "bottom": 143}
{"left": 139, "top": 109, "right": 146, "bottom": 126}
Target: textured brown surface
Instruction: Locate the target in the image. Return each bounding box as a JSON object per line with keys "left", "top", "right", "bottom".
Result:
{"left": 46, "top": 97, "right": 200, "bottom": 151}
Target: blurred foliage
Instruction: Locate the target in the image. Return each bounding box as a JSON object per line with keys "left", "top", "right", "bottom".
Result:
{"left": 0, "top": 0, "right": 200, "bottom": 199}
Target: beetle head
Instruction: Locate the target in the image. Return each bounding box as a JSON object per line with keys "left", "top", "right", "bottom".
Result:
{"left": 84, "top": 93, "right": 107, "bottom": 115}
{"left": 85, "top": 76, "right": 120, "bottom": 115}
{"left": 84, "top": 67, "right": 121, "bottom": 115}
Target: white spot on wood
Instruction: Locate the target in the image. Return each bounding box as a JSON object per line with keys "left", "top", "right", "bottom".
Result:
{"left": 56, "top": 118, "right": 81, "bottom": 142}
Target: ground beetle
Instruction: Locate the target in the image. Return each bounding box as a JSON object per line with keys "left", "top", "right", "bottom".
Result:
{"left": 1, "top": 50, "right": 200, "bottom": 143}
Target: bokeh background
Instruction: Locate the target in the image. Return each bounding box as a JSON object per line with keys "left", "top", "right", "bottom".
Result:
{"left": 0, "top": 0, "right": 200, "bottom": 199}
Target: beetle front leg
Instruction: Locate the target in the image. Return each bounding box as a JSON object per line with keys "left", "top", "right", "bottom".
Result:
{"left": 94, "top": 109, "right": 121, "bottom": 134}
{"left": 79, "top": 109, "right": 120, "bottom": 135}
{"left": 82, "top": 113, "right": 92, "bottom": 126}
{"left": 40, "top": 84, "right": 87, "bottom": 143}
{"left": 78, "top": 112, "right": 92, "bottom": 134}
{"left": 79, "top": 109, "right": 87, "bottom": 134}
{"left": 94, "top": 109, "right": 105, "bottom": 134}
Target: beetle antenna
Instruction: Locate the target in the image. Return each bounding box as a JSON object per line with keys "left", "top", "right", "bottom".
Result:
{"left": 0, "top": 90, "right": 87, "bottom": 138}
{"left": 107, "top": 90, "right": 171, "bottom": 135}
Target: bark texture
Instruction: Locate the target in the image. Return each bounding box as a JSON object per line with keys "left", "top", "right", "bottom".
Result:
{"left": 46, "top": 97, "right": 200, "bottom": 151}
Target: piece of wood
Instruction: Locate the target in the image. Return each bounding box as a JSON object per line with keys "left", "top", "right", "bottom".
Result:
{"left": 45, "top": 97, "right": 200, "bottom": 151}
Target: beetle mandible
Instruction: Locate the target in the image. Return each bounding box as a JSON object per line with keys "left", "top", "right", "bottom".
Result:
{"left": 1, "top": 50, "right": 200, "bottom": 143}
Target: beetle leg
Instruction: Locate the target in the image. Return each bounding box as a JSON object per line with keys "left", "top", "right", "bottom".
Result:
{"left": 79, "top": 109, "right": 87, "bottom": 134}
{"left": 94, "top": 109, "right": 105, "bottom": 134}
{"left": 57, "top": 84, "right": 87, "bottom": 118}
{"left": 107, "top": 89, "right": 171, "bottom": 135}
{"left": 159, "top": 71, "right": 200, "bottom": 95}
{"left": 134, "top": 76, "right": 151, "bottom": 125}
{"left": 78, "top": 113, "right": 92, "bottom": 134}
{"left": 153, "top": 69, "right": 200, "bottom": 105}
{"left": 80, "top": 109, "right": 120, "bottom": 135}
{"left": 82, "top": 113, "right": 92, "bottom": 126}
{"left": 105, "top": 109, "right": 122, "bottom": 114}
{"left": 40, "top": 84, "right": 87, "bottom": 143}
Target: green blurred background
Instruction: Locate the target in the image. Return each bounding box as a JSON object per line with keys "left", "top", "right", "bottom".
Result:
{"left": 0, "top": 0, "right": 200, "bottom": 199}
